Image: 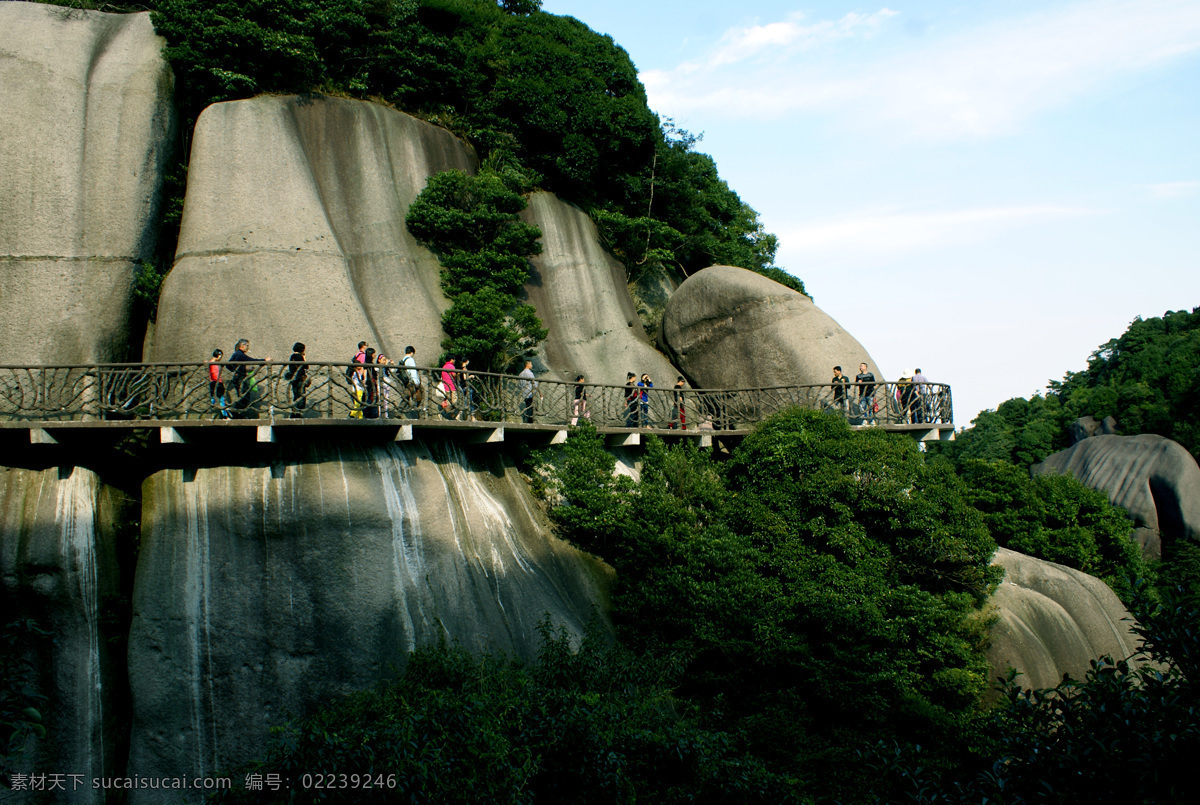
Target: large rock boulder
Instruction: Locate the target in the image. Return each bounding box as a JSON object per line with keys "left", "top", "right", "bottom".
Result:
{"left": 126, "top": 442, "right": 612, "bottom": 793}
{"left": 987, "top": 547, "right": 1141, "bottom": 691}
{"left": 147, "top": 95, "right": 474, "bottom": 366}
{"left": 0, "top": 4, "right": 175, "bottom": 364}
{"left": 1033, "top": 434, "right": 1200, "bottom": 549}
{"left": 0, "top": 466, "right": 133, "bottom": 802}
{"left": 521, "top": 192, "right": 681, "bottom": 386}
{"left": 660, "top": 265, "right": 881, "bottom": 389}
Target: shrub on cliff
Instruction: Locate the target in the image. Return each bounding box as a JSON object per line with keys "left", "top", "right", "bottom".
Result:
{"left": 406, "top": 167, "right": 546, "bottom": 370}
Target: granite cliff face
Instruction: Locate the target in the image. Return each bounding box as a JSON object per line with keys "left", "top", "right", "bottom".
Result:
{"left": 146, "top": 95, "right": 474, "bottom": 365}
{"left": 0, "top": 4, "right": 175, "bottom": 364}
{"left": 521, "top": 192, "right": 681, "bottom": 385}
{"left": 125, "top": 443, "right": 611, "bottom": 791}
{"left": 1034, "top": 433, "right": 1200, "bottom": 559}
{"left": 0, "top": 466, "right": 133, "bottom": 803}
{"left": 661, "top": 265, "right": 882, "bottom": 389}
{"left": 987, "top": 547, "right": 1142, "bottom": 691}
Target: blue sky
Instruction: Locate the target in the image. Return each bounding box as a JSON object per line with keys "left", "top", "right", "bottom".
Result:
{"left": 542, "top": 0, "right": 1200, "bottom": 428}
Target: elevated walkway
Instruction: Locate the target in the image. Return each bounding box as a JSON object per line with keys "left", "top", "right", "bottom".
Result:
{"left": 0, "top": 362, "right": 953, "bottom": 454}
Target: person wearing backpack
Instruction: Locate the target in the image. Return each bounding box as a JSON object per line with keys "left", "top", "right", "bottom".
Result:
{"left": 400, "top": 346, "right": 422, "bottom": 416}
{"left": 208, "top": 348, "right": 231, "bottom": 419}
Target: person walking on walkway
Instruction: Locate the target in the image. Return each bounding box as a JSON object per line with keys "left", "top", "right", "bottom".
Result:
{"left": 669, "top": 376, "right": 688, "bottom": 429}
{"left": 855, "top": 362, "right": 876, "bottom": 425}
{"left": 518, "top": 360, "right": 538, "bottom": 423}
{"left": 571, "top": 374, "right": 590, "bottom": 425}
{"left": 283, "top": 342, "right": 308, "bottom": 418}
{"left": 624, "top": 373, "right": 639, "bottom": 428}
{"left": 831, "top": 366, "right": 849, "bottom": 416}
{"left": 229, "top": 338, "right": 269, "bottom": 417}
{"left": 910, "top": 367, "right": 930, "bottom": 423}
{"left": 638, "top": 373, "right": 653, "bottom": 427}
{"left": 439, "top": 356, "right": 458, "bottom": 419}
{"left": 208, "top": 349, "right": 231, "bottom": 419}
{"left": 401, "top": 346, "right": 422, "bottom": 416}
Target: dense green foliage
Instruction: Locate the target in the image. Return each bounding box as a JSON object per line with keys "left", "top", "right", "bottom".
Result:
{"left": 948, "top": 308, "right": 1200, "bottom": 469}
{"left": 863, "top": 582, "right": 1200, "bottom": 803}
{"left": 1053, "top": 307, "right": 1200, "bottom": 458}
{"left": 406, "top": 166, "right": 546, "bottom": 369}
{"left": 541, "top": 413, "right": 998, "bottom": 799}
{"left": 0, "top": 618, "right": 49, "bottom": 790}
{"left": 954, "top": 459, "right": 1144, "bottom": 598}
{"left": 213, "top": 621, "right": 793, "bottom": 804}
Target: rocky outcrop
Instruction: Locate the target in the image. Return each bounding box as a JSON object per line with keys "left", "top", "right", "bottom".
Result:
{"left": 521, "top": 192, "right": 681, "bottom": 385}
{"left": 125, "top": 442, "right": 611, "bottom": 792}
{"left": 0, "top": 4, "right": 175, "bottom": 364}
{"left": 1068, "top": 415, "right": 1119, "bottom": 444}
{"left": 1033, "top": 434, "right": 1200, "bottom": 551}
{"left": 0, "top": 466, "right": 133, "bottom": 802}
{"left": 660, "top": 265, "right": 881, "bottom": 389}
{"left": 987, "top": 547, "right": 1141, "bottom": 691}
{"left": 147, "top": 95, "right": 474, "bottom": 366}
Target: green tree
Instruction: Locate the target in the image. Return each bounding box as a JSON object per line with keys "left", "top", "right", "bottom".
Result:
{"left": 406, "top": 168, "right": 546, "bottom": 370}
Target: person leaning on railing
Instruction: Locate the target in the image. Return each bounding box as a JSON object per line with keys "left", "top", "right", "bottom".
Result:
{"left": 855, "top": 362, "right": 876, "bottom": 424}
{"left": 228, "top": 339, "right": 269, "bottom": 417}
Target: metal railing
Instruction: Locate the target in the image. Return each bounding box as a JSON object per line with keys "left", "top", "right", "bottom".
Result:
{"left": 0, "top": 363, "right": 952, "bottom": 430}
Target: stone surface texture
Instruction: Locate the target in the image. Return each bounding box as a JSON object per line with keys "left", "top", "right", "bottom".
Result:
{"left": 0, "top": 4, "right": 175, "bottom": 364}
{"left": 0, "top": 466, "right": 131, "bottom": 803}
{"left": 987, "top": 547, "right": 1141, "bottom": 691}
{"left": 147, "top": 95, "right": 474, "bottom": 366}
{"left": 660, "top": 265, "right": 881, "bottom": 389}
{"left": 1068, "top": 415, "right": 1119, "bottom": 445}
{"left": 1033, "top": 434, "right": 1200, "bottom": 546}
{"left": 521, "top": 192, "right": 682, "bottom": 386}
{"left": 125, "top": 442, "right": 611, "bottom": 794}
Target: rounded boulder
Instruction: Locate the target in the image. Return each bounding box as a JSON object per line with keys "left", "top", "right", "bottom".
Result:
{"left": 660, "top": 265, "right": 880, "bottom": 389}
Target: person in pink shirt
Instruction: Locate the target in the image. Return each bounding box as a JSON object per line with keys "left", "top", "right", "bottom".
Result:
{"left": 439, "top": 357, "right": 459, "bottom": 418}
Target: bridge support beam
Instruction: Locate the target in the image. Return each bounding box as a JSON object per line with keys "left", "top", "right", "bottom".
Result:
{"left": 394, "top": 425, "right": 413, "bottom": 442}
{"left": 29, "top": 428, "right": 57, "bottom": 445}
{"left": 461, "top": 427, "right": 504, "bottom": 445}
{"left": 160, "top": 427, "right": 185, "bottom": 444}
{"left": 606, "top": 432, "right": 640, "bottom": 448}
{"left": 256, "top": 426, "right": 276, "bottom": 443}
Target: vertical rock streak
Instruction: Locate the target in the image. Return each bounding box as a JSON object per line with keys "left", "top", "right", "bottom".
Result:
{"left": 182, "top": 470, "right": 216, "bottom": 777}
{"left": 376, "top": 445, "right": 425, "bottom": 651}
{"left": 54, "top": 468, "right": 102, "bottom": 782}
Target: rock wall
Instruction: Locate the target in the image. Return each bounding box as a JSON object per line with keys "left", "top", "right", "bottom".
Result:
{"left": 125, "top": 442, "right": 611, "bottom": 793}
{"left": 661, "top": 265, "right": 881, "bottom": 389}
{"left": 0, "top": 4, "right": 175, "bottom": 364}
{"left": 1033, "top": 434, "right": 1200, "bottom": 548}
{"left": 0, "top": 466, "right": 132, "bottom": 803}
{"left": 987, "top": 547, "right": 1141, "bottom": 690}
{"left": 521, "top": 192, "right": 682, "bottom": 385}
{"left": 147, "top": 95, "right": 475, "bottom": 366}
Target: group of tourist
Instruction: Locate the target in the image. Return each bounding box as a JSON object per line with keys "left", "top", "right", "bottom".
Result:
{"left": 622, "top": 373, "right": 688, "bottom": 430}
{"left": 830, "top": 362, "right": 936, "bottom": 424}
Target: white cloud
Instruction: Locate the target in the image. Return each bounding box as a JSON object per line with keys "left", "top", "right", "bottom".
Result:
{"left": 642, "top": 0, "right": 1200, "bottom": 139}
{"left": 1145, "top": 180, "right": 1200, "bottom": 199}
{"left": 775, "top": 205, "right": 1102, "bottom": 256}
{"left": 704, "top": 10, "right": 898, "bottom": 68}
